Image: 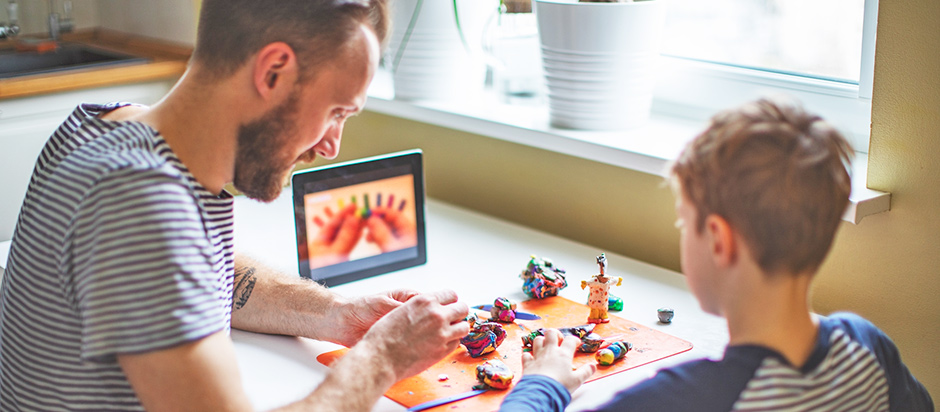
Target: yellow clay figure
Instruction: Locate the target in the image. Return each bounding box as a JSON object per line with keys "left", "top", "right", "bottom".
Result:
{"left": 582, "top": 253, "right": 622, "bottom": 324}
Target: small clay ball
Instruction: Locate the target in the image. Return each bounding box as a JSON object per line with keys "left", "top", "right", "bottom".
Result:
{"left": 657, "top": 307, "right": 675, "bottom": 323}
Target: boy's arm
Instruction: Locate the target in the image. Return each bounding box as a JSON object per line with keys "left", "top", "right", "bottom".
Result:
{"left": 230, "top": 252, "right": 414, "bottom": 346}
{"left": 500, "top": 375, "right": 572, "bottom": 412}
{"left": 500, "top": 329, "right": 595, "bottom": 412}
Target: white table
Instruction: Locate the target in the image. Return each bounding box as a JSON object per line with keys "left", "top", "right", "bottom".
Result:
{"left": 231, "top": 191, "right": 728, "bottom": 411}
{"left": 0, "top": 193, "right": 727, "bottom": 411}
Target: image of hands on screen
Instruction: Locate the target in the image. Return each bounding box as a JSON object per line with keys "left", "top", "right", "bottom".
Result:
{"left": 305, "top": 176, "right": 417, "bottom": 269}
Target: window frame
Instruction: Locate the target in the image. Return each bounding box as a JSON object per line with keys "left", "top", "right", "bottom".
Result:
{"left": 650, "top": 0, "right": 879, "bottom": 153}
{"left": 362, "top": 0, "right": 888, "bottom": 223}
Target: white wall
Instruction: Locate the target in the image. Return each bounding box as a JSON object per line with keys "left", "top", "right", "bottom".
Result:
{"left": 97, "top": 0, "right": 197, "bottom": 46}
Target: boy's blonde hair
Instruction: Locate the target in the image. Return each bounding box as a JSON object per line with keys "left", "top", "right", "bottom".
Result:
{"left": 670, "top": 98, "right": 853, "bottom": 275}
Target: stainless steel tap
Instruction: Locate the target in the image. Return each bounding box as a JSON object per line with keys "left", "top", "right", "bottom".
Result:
{"left": 47, "top": 0, "right": 73, "bottom": 40}
{"left": 0, "top": 0, "right": 20, "bottom": 39}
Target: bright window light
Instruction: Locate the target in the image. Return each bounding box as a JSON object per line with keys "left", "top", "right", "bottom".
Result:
{"left": 652, "top": 0, "right": 876, "bottom": 153}
{"left": 662, "top": 0, "right": 865, "bottom": 84}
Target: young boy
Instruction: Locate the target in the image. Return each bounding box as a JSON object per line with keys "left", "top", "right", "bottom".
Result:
{"left": 499, "top": 98, "right": 934, "bottom": 411}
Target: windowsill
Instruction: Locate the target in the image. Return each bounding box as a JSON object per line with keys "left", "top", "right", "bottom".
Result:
{"left": 365, "top": 69, "right": 890, "bottom": 224}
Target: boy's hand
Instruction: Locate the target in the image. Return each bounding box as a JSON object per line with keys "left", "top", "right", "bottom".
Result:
{"left": 521, "top": 328, "right": 596, "bottom": 393}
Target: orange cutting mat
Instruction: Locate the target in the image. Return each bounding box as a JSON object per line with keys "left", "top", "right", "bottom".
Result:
{"left": 317, "top": 296, "right": 692, "bottom": 411}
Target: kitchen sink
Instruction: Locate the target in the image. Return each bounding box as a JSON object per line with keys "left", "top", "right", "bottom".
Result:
{"left": 0, "top": 44, "right": 151, "bottom": 79}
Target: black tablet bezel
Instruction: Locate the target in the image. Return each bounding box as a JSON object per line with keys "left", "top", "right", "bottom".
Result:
{"left": 291, "top": 150, "right": 426, "bottom": 286}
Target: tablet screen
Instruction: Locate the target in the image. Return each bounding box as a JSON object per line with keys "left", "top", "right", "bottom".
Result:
{"left": 291, "top": 150, "right": 426, "bottom": 286}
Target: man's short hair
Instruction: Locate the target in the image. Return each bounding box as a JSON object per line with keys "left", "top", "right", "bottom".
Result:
{"left": 192, "top": 0, "right": 388, "bottom": 81}
{"left": 670, "top": 98, "right": 853, "bottom": 275}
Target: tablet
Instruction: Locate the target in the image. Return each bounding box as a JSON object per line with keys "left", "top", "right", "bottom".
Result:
{"left": 291, "top": 150, "right": 426, "bottom": 286}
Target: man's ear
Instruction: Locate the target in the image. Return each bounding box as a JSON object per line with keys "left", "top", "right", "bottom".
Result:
{"left": 252, "top": 42, "right": 298, "bottom": 101}
{"left": 705, "top": 214, "right": 737, "bottom": 267}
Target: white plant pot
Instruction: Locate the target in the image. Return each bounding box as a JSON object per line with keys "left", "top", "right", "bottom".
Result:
{"left": 534, "top": 0, "right": 667, "bottom": 130}
{"left": 387, "top": 0, "right": 497, "bottom": 101}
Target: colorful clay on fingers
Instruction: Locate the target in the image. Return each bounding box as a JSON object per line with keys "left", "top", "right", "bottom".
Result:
{"left": 596, "top": 341, "right": 632, "bottom": 366}
{"left": 475, "top": 359, "right": 514, "bottom": 390}
{"left": 489, "top": 297, "right": 517, "bottom": 323}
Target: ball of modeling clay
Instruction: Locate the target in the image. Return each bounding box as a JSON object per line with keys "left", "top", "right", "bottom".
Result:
{"left": 460, "top": 321, "right": 507, "bottom": 358}
{"left": 475, "top": 359, "right": 514, "bottom": 389}
{"left": 657, "top": 307, "right": 675, "bottom": 324}
{"left": 489, "top": 297, "right": 517, "bottom": 323}
{"left": 608, "top": 295, "right": 623, "bottom": 311}
{"left": 520, "top": 255, "right": 568, "bottom": 299}
{"left": 595, "top": 341, "right": 632, "bottom": 366}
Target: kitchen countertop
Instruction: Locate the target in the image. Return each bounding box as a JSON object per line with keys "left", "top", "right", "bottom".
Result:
{"left": 0, "top": 29, "right": 190, "bottom": 100}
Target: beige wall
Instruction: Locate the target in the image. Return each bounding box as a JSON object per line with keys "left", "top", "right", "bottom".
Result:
{"left": 97, "top": 0, "right": 197, "bottom": 46}
{"left": 329, "top": 0, "right": 940, "bottom": 398}
{"left": 814, "top": 0, "right": 940, "bottom": 398}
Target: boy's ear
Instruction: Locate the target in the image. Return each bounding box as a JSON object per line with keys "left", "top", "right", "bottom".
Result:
{"left": 252, "top": 42, "right": 298, "bottom": 101}
{"left": 705, "top": 214, "right": 737, "bottom": 267}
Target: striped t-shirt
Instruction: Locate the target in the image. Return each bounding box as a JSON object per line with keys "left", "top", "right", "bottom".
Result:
{"left": 501, "top": 313, "right": 934, "bottom": 412}
{"left": 0, "top": 103, "right": 235, "bottom": 411}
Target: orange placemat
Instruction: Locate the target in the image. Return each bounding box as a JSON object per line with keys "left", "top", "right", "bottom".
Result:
{"left": 317, "top": 296, "right": 692, "bottom": 411}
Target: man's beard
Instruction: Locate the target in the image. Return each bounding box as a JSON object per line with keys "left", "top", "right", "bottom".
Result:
{"left": 233, "top": 93, "right": 301, "bottom": 202}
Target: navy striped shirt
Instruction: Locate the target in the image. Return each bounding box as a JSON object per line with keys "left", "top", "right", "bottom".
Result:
{"left": 0, "top": 103, "right": 235, "bottom": 411}
{"left": 501, "top": 313, "right": 934, "bottom": 411}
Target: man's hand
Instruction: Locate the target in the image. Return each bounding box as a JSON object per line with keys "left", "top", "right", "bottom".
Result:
{"left": 355, "top": 289, "right": 469, "bottom": 380}
{"left": 521, "top": 329, "right": 596, "bottom": 394}
{"left": 325, "top": 289, "right": 419, "bottom": 347}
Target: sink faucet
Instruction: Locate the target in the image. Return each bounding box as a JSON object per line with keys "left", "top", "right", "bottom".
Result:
{"left": 0, "top": 0, "right": 20, "bottom": 39}
{"left": 47, "top": 0, "right": 72, "bottom": 41}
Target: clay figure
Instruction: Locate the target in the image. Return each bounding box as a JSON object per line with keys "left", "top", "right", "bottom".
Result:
{"left": 460, "top": 313, "right": 507, "bottom": 358}
{"left": 581, "top": 253, "right": 623, "bottom": 324}
{"left": 596, "top": 341, "right": 632, "bottom": 366}
{"left": 520, "top": 254, "right": 568, "bottom": 299}
{"left": 489, "top": 297, "right": 517, "bottom": 323}
{"left": 475, "top": 359, "right": 514, "bottom": 390}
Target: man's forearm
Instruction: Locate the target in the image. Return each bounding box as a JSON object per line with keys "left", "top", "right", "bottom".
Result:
{"left": 278, "top": 340, "right": 398, "bottom": 412}
{"left": 230, "top": 252, "right": 344, "bottom": 339}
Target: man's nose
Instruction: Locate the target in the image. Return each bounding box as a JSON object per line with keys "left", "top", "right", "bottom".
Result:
{"left": 315, "top": 124, "right": 343, "bottom": 159}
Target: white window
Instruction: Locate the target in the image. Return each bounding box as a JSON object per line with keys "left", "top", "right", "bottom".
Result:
{"left": 653, "top": 0, "right": 877, "bottom": 152}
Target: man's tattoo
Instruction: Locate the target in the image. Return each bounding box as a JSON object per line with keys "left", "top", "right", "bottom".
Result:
{"left": 233, "top": 266, "right": 257, "bottom": 310}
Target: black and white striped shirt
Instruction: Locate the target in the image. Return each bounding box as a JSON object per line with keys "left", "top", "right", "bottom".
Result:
{"left": 0, "top": 103, "right": 235, "bottom": 411}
